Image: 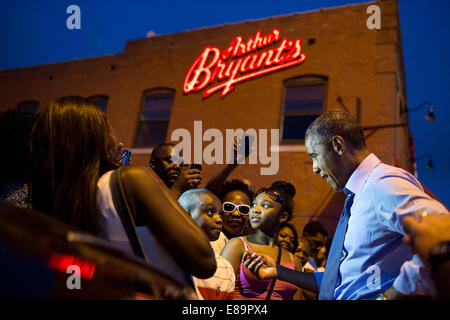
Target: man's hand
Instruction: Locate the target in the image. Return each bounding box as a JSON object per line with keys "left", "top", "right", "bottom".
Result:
{"left": 107, "top": 136, "right": 125, "bottom": 167}
{"left": 403, "top": 213, "right": 450, "bottom": 267}
{"left": 382, "top": 286, "right": 403, "bottom": 300}
{"left": 171, "top": 168, "right": 202, "bottom": 196}
{"left": 380, "top": 213, "right": 450, "bottom": 301}
{"left": 242, "top": 251, "right": 277, "bottom": 280}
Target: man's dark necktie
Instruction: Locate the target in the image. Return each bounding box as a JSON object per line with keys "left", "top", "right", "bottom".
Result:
{"left": 318, "top": 191, "right": 355, "bottom": 300}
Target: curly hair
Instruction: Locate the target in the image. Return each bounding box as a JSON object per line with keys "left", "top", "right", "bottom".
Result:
{"left": 218, "top": 179, "right": 254, "bottom": 202}
{"left": 256, "top": 180, "right": 296, "bottom": 222}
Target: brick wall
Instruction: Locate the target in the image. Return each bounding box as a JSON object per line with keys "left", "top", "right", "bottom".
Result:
{"left": 0, "top": 0, "right": 409, "bottom": 236}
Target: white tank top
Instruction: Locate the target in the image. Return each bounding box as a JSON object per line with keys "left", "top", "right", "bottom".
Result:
{"left": 97, "top": 170, "right": 134, "bottom": 254}
{"left": 97, "top": 170, "right": 193, "bottom": 287}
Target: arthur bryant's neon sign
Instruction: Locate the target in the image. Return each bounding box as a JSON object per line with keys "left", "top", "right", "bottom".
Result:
{"left": 183, "top": 28, "right": 306, "bottom": 98}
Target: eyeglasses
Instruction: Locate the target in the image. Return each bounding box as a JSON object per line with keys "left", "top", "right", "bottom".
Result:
{"left": 222, "top": 202, "right": 251, "bottom": 215}
{"left": 153, "top": 156, "right": 184, "bottom": 166}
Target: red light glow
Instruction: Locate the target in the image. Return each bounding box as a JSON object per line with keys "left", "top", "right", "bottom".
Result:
{"left": 48, "top": 253, "right": 95, "bottom": 280}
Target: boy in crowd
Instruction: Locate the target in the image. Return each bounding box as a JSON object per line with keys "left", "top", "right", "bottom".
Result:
{"left": 302, "top": 221, "right": 328, "bottom": 272}
{"left": 178, "top": 189, "right": 235, "bottom": 300}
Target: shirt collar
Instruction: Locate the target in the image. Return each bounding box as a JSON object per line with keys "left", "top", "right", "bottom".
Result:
{"left": 344, "top": 153, "right": 381, "bottom": 195}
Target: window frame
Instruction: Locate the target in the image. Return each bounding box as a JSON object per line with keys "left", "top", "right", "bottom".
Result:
{"left": 133, "top": 88, "right": 175, "bottom": 149}
{"left": 87, "top": 95, "right": 109, "bottom": 112}
{"left": 279, "top": 75, "right": 328, "bottom": 145}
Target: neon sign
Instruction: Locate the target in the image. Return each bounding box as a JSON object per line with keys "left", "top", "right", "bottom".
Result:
{"left": 183, "top": 28, "right": 306, "bottom": 98}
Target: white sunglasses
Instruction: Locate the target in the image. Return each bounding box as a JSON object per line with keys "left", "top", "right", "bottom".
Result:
{"left": 222, "top": 202, "right": 251, "bottom": 215}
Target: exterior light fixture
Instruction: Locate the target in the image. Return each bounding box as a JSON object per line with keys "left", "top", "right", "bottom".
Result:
{"left": 402, "top": 101, "right": 435, "bottom": 122}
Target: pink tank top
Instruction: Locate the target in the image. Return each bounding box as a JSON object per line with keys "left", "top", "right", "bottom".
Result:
{"left": 234, "top": 237, "right": 298, "bottom": 300}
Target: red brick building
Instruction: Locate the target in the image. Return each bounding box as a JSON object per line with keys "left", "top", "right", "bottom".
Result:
{"left": 0, "top": 0, "right": 411, "bottom": 235}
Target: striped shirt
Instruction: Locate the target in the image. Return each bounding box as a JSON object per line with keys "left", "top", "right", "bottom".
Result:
{"left": 210, "top": 232, "right": 228, "bottom": 255}
{"left": 193, "top": 253, "right": 235, "bottom": 300}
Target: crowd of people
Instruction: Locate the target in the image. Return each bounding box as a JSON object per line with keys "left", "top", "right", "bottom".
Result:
{"left": 0, "top": 96, "right": 449, "bottom": 300}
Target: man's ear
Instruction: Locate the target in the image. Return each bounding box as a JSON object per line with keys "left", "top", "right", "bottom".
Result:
{"left": 331, "top": 135, "right": 345, "bottom": 155}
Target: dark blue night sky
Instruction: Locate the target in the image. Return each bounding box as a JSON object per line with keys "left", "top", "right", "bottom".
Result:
{"left": 1, "top": 0, "right": 448, "bottom": 206}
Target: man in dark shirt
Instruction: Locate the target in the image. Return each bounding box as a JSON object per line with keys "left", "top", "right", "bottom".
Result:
{"left": 149, "top": 143, "right": 202, "bottom": 198}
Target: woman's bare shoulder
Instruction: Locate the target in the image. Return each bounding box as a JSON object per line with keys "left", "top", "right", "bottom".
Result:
{"left": 222, "top": 237, "right": 247, "bottom": 256}
{"left": 119, "top": 166, "right": 153, "bottom": 179}
{"left": 224, "top": 237, "right": 245, "bottom": 249}
{"left": 119, "top": 166, "right": 165, "bottom": 190}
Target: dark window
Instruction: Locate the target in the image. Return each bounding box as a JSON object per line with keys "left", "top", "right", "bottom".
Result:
{"left": 281, "top": 76, "right": 327, "bottom": 142}
{"left": 88, "top": 95, "right": 108, "bottom": 112}
{"left": 133, "top": 88, "right": 174, "bottom": 148}
{"left": 17, "top": 101, "right": 39, "bottom": 114}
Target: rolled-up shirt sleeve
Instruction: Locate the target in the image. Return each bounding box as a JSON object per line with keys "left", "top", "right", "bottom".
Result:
{"left": 393, "top": 254, "right": 437, "bottom": 296}
{"left": 374, "top": 171, "right": 448, "bottom": 296}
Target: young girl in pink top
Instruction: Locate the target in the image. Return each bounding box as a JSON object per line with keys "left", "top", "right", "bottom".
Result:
{"left": 221, "top": 181, "right": 302, "bottom": 300}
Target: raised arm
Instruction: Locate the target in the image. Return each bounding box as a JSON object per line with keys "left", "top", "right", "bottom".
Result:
{"left": 120, "top": 166, "right": 216, "bottom": 279}
{"left": 205, "top": 138, "right": 239, "bottom": 194}
{"left": 205, "top": 136, "right": 251, "bottom": 194}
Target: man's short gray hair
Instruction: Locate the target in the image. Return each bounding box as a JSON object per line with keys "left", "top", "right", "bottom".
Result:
{"left": 305, "top": 111, "right": 366, "bottom": 150}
